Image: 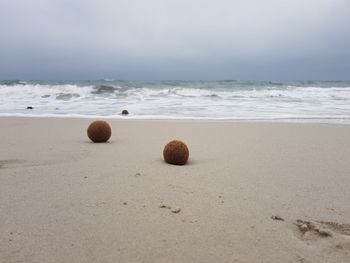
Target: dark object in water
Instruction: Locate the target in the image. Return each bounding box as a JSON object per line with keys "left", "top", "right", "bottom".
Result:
{"left": 26, "top": 106, "right": 33, "bottom": 110}
{"left": 87, "top": 120, "right": 112, "bottom": 143}
{"left": 163, "top": 140, "right": 189, "bottom": 165}
{"left": 122, "top": 110, "right": 129, "bottom": 115}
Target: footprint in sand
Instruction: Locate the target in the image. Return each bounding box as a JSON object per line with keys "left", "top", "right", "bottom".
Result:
{"left": 295, "top": 219, "right": 350, "bottom": 239}
{"left": 292, "top": 218, "right": 350, "bottom": 258}
{"left": 295, "top": 219, "right": 333, "bottom": 238}
{"left": 295, "top": 218, "right": 350, "bottom": 253}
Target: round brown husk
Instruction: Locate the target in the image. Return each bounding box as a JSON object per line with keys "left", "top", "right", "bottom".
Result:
{"left": 87, "top": 120, "right": 112, "bottom": 143}
{"left": 163, "top": 140, "right": 189, "bottom": 165}
{"left": 122, "top": 110, "right": 129, "bottom": 115}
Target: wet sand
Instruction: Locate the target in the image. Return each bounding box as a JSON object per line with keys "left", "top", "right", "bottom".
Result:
{"left": 1, "top": 117, "right": 350, "bottom": 262}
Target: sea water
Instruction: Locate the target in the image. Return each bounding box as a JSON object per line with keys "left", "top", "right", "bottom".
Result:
{"left": 1, "top": 80, "right": 350, "bottom": 123}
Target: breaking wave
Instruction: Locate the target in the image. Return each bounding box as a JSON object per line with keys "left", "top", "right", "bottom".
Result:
{"left": 1, "top": 80, "right": 350, "bottom": 123}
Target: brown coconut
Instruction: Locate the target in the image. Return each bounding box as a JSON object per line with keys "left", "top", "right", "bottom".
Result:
{"left": 87, "top": 120, "right": 112, "bottom": 143}
{"left": 121, "top": 110, "right": 129, "bottom": 115}
{"left": 163, "top": 140, "right": 189, "bottom": 165}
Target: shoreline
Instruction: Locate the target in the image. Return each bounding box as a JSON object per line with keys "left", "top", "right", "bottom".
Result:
{"left": 1, "top": 117, "right": 350, "bottom": 262}
{"left": 1, "top": 115, "right": 350, "bottom": 125}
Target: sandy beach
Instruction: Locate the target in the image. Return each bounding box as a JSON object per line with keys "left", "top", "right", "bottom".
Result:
{"left": 1, "top": 117, "right": 350, "bottom": 263}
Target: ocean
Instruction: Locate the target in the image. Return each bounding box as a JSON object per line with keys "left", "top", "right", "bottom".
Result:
{"left": 1, "top": 80, "right": 350, "bottom": 123}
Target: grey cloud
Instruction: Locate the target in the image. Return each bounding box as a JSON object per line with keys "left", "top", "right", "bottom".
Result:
{"left": 0, "top": 0, "right": 349, "bottom": 80}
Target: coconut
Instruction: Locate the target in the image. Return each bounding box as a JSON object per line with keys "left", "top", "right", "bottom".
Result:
{"left": 163, "top": 140, "right": 189, "bottom": 165}
{"left": 87, "top": 120, "right": 111, "bottom": 143}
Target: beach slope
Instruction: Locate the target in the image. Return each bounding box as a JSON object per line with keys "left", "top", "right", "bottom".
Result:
{"left": 1, "top": 118, "right": 350, "bottom": 262}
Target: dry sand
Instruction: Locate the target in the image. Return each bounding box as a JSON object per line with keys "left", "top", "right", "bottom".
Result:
{"left": 1, "top": 117, "right": 350, "bottom": 263}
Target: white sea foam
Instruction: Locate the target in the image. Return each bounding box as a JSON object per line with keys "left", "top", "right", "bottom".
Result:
{"left": 1, "top": 81, "right": 350, "bottom": 123}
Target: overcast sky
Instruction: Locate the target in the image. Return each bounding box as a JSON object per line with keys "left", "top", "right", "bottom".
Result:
{"left": 0, "top": 0, "right": 349, "bottom": 80}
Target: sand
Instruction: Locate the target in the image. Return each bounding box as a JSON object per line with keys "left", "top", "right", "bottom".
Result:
{"left": 1, "top": 117, "right": 350, "bottom": 263}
